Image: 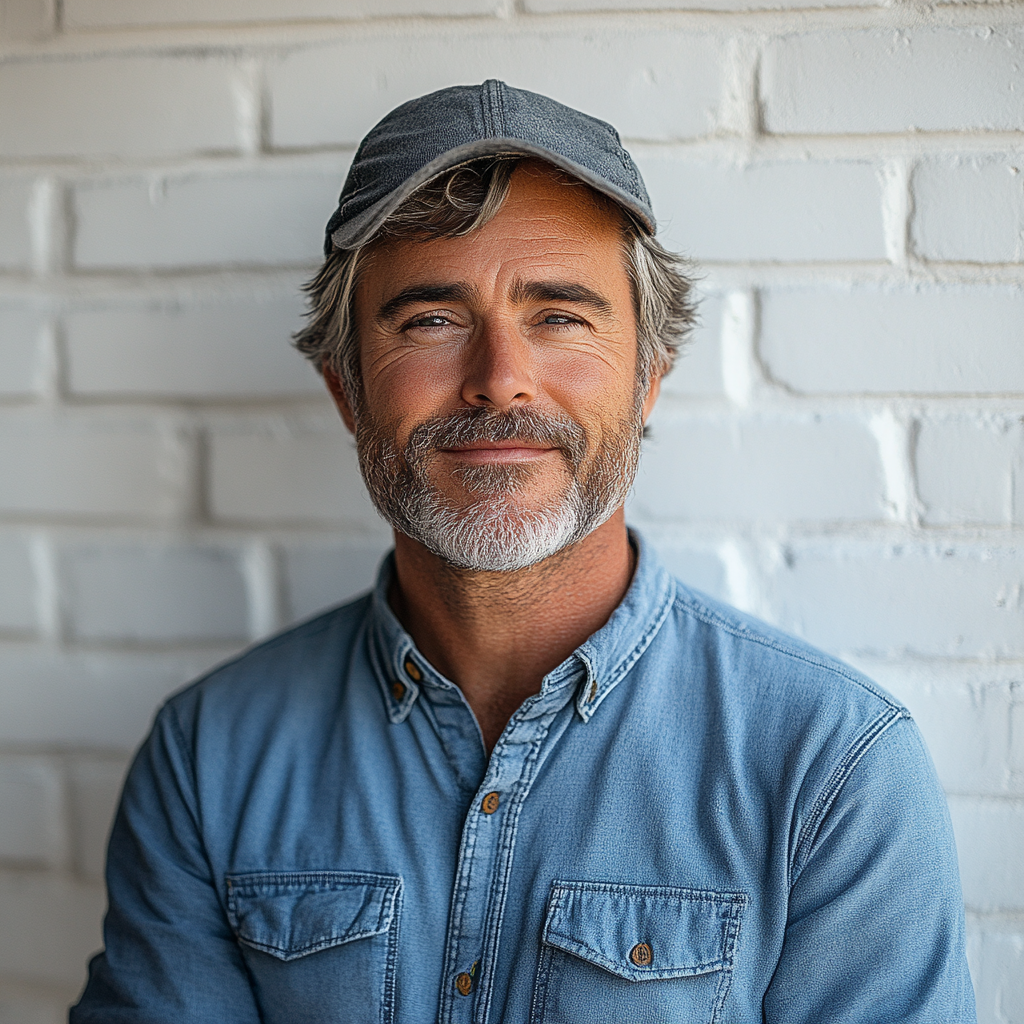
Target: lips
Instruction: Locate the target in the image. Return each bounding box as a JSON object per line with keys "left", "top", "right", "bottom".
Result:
{"left": 440, "top": 442, "right": 558, "bottom": 464}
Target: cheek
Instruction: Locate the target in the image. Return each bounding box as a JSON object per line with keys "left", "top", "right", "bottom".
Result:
{"left": 361, "top": 347, "right": 462, "bottom": 427}
{"left": 536, "top": 347, "right": 638, "bottom": 420}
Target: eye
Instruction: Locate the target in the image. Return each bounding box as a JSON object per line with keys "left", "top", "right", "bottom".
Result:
{"left": 406, "top": 314, "right": 451, "bottom": 329}
{"left": 542, "top": 314, "right": 584, "bottom": 328}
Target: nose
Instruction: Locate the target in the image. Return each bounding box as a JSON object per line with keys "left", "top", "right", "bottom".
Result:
{"left": 460, "top": 321, "right": 536, "bottom": 411}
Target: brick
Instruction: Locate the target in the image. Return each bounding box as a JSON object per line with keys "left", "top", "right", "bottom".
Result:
{"left": 632, "top": 413, "right": 885, "bottom": 522}
{"left": 638, "top": 156, "right": 884, "bottom": 262}
{"left": 0, "top": 871, "right": 104, "bottom": 987}
{"left": 0, "top": 537, "right": 36, "bottom": 635}
{"left": 0, "top": 412, "right": 186, "bottom": 520}
{"left": 916, "top": 416, "right": 1022, "bottom": 527}
{"left": 948, "top": 797, "right": 1024, "bottom": 912}
{"left": 284, "top": 540, "right": 390, "bottom": 623}
{"left": 0, "top": 647, "right": 235, "bottom": 747}
{"left": 0, "top": 179, "right": 33, "bottom": 270}
{"left": 1012, "top": 698, "right": 1024, "bottom": 781}
{"left": 660, "top": 294, "right": 724, "bottom": 398}
{"left": 73, "top": 168, "right": 343, "bottom": 270}
{"left": 0, "top": 987, "right": 67, "bottom": 1024}
{"left": 759, "top": 286, "right": 1024, "bottom": 395}
{"left": 0, "top": 0, "right": 57, "bottom": 41}
{"left": 0, "top": 757, "right": 64, "bottom": 868}
{"left": 647, "top": 542, "right": 728, "bottom": 601}
{"left": 762, "top": 28, "right": 1024, "bottom": 135}
{"left": 912, "top": 156, "right": 1024, "bottom": 264}
{"left": 208, "top": 417, "right": 378, "bottom": 525}
{"left": 0, "top": 56, "right": 240, "bottom": 161}
{"left": 64, "top": 0, "right": 499, "bottom": 25}
{"left": 65, "top": 293, "right": 320, "bottom": 398}
{"left": 63, "top": 544, "right": 249, "bottom": 644}
{"left": 67, "top": 756, "right": 128, "bottom": 883}
{"left": 967, "top": 920, "right": 1024, "bottom": 1024}
{"left": 862, "top": 662, "right": 1017, "bottom": 795}
{"left": 269, "top": 29, "right": 726, "bottom": 149}
{"left": 767, "top": 542, "right": 1024, "bottom": 658}
{"left": 0, "top": 308, "right": 44, "bottom": 398}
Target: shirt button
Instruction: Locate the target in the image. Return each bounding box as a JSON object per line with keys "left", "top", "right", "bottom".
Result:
{"left": 480, "top": 791, "right": 500, "bottom": 814}
{"left": 403, "top": 658, "right": 422, "bottom": 682}
{"left": 630, "top": 942, "right": 653, "bottom": 967}
{"left": 391, "top": 681, "right": 406, "bottom": 702}
{"left": 455, "top": 972, "right": 473, "bottom": 996}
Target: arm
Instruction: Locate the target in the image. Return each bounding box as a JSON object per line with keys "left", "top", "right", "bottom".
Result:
{"left": 764, "top": 716, "right": 976, "bottom": 1024}
{"left": 71, "top": 701, "right": 261, "bottom": 1024}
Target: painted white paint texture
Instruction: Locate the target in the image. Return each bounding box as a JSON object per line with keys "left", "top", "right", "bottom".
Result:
{"left": 0, "top": 5, "right": 1023, "bottom": 1021}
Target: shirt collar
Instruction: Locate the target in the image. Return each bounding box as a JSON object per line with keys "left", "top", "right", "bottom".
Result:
{"left": 368, "top": 530, "right": 675, "bottom": 725}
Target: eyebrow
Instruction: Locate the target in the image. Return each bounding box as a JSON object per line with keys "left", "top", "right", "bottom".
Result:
{"left": 375, "top": 278, "right": 615, "bottom": 325}
{"left": 375, "top": 283, "right": 478, "bottom": 324}
{"left": 509, "top": 279, "right": 614, "bottom": 316}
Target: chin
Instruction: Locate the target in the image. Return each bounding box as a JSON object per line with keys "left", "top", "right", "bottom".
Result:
{"left": 407, "top": 488, "right": 615, "bottom": 573}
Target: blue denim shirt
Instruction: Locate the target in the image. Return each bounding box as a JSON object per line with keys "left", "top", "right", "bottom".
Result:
{"left": 73, "top": 535, "right": 975, "bottom": 1024}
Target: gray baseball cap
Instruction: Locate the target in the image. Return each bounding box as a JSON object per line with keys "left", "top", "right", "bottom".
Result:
{"left": 324, "top": 79, "right": 655, "bottom": 255}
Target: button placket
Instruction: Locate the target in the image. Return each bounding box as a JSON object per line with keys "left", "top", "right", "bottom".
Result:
{"left": 437, "top": 679, "right": 581, "bottom": 1024}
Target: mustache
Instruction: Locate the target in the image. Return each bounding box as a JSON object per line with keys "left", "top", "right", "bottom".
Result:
{"left": 404, "top": 407, "right": 588, "bottom": 467}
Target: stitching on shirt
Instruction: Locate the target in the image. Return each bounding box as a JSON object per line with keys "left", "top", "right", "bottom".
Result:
{"left": 790, "top": 706, "right": 909, "bottom": 885}
{"left": 551, "top": 879, "right": 748, "bottom": 904}
{"left": 583, "top": 571, "right": 676, "bottom": 717}
{"left": 475, "top": 714, "right": 555, "bottom": 1019}
{"left": 711, "top": 898, "right": 746, "bottom": 1023}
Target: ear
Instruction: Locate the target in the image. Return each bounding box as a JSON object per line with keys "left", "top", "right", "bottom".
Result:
{"left": 323, "top": 363, "right": 357, "bottom": 435}
{"left": 640, "top": 372, "right": 661, "bottom": 425}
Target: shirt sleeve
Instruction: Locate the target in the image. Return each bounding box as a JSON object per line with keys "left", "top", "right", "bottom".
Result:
{"left": 763, "top": 714, "right": 977, "bottom": 1024}
{"left": 70, "top": 700, "right": 262, "bottom": 1024}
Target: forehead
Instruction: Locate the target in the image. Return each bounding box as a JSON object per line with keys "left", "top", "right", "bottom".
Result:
{"left": 363, "top": 161, "right": 630, "bottom": 289}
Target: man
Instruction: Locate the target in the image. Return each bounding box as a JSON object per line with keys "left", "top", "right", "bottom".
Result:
{"left": 73, "top": 82, "right": 974, "bottom": 1023}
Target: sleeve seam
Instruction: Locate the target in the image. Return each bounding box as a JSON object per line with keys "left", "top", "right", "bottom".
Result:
{"left": 790, "top": 705, "right": 910, "bottom": 887}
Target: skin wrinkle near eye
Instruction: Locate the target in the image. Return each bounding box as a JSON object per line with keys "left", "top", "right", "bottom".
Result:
{"left": 293, "top": 156, "right": 697, "bottom": 407}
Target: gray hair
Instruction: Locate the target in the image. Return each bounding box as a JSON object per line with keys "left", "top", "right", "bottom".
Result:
{"left": 293, "top": 157, "right": 697, "bottom": 403}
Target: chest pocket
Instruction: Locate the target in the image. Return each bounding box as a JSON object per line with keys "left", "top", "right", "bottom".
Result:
{"left": 226, "top": 871, "right": 402, "bottom": 1024}
{"left": 531, "top": 881, "right": 746, "bottom": 1024}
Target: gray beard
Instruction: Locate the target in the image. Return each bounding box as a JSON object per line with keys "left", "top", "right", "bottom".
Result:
{"left": 355, "top": 403, "right": 642, "bottom": 572}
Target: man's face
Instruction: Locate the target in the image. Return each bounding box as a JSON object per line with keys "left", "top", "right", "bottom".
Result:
{"left": 335, "top": 161, "right": 660, "bottom": 571}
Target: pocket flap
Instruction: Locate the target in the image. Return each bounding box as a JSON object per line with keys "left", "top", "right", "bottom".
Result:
{"left": 542, "top": 881, "right": 747, "bottom": 982}
{"left": 226, "top": 871, "right": 402, "bottom": 961}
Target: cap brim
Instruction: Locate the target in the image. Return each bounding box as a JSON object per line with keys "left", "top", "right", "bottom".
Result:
{"left": 329, "top": 138, "right": 656, "bottom": 251}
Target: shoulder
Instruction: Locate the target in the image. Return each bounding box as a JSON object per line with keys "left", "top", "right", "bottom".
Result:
{"left": 646, "top": 577, "right": 916, "bottom": 819}
{"left": 664, "top": 578, "right": 904, "bottom": 719}
{"left": 157, "top": 594, "right": 374, "bottom": 737}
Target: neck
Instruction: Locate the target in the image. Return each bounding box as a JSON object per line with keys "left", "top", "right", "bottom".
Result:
{"left": 388, "top": 510, "right": 635, "bottom": 753}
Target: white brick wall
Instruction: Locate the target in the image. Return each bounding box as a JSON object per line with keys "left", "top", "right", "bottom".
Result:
{"left": 1, "top": 2, "right": 1022, "bottom": 1021}
{"left": 911, "top": 155, "right": 1024, "bottom": 264}
{"left": 64, "top": 292, "right": 320, "bottom": 398}
{"left": 0, "top": 179, "right": 34, "bottom": 269}
{"left": 72, "top": 167, "right": 345, "bottom": 270}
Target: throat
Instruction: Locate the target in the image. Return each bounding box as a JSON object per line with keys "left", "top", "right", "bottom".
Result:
{"left": 388, "top": 512, "right": 636, "bottom": 754}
